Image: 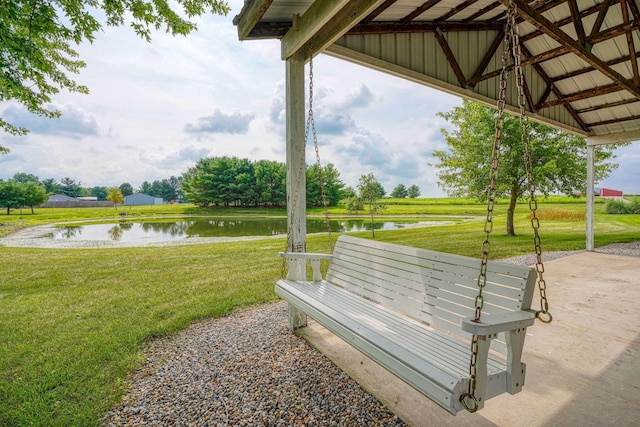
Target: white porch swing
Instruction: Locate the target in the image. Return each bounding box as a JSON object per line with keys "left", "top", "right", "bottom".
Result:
{"left": 277, "top": 3, "right": 552, "bottom": 415}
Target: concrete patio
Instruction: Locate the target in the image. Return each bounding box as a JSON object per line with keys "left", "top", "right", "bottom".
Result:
{"left": 298, "top": 251, "right": 640, "bottom": 426}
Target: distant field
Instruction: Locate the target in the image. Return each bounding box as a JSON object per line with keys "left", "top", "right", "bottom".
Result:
{"left": 1, "top": 198, "right": 639, "bottom": 425}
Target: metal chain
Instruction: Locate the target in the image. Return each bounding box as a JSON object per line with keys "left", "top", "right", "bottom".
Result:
{"left": 511, "top": 4, "right": 551, "bottom": 324}
{"left": 460, "top": 3, "right": 514, "bottom": 413}
{"left": 309, "top": 51, "right": 334, "bottom": 252}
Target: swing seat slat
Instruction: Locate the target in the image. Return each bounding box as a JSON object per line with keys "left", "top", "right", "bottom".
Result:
{"left": 277, "top": 235, "right": 537, "bottom": 414}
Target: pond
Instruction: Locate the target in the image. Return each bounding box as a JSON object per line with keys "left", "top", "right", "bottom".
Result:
{"left": 48, "top": 218, "right": 446, "bottom": 243}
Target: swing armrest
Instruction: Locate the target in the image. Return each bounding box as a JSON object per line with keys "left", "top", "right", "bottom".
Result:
{"left": 461, "top": 311, "right": 535, "bottom": 336}
{"left": 279, "top": 252, "right": 332, "bottom": 282}
{"left": 278, "top": 252, "right": 333, "bottom": 261}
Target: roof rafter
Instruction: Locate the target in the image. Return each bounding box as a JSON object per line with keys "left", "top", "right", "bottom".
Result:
{"left": 468, "top": 29, "right": 505, "bottom": 87}
{"left": 536, "top": 83, "right": 624, "bottom": 110}
{"left": 233, "top": 0, "right": 274, "bottom": 40}
{"left": 568, "top": 0, "right": 587, "bottom": 47}
{"left": 434, "top": 27, "right": 468, "bottom": 87}
{"left": 401, "top": 0, "right": 443, "bottom": 24}
{"left": 621, "top": 0, "right": 640, "bottom": 86}
{"left": 301, "top": 0, "right": 386, "bottom": 59}
{"left": 348, "top": 21, "right": 503, "bottom": 34}
{"left": 502, "top": 0, "right": 640, "bottom": 100}
{"left": 280, "top": 0, "right": 351, "bottom": 60}
{"left": 361, "top": 0, "right": 399, "bottom": 24}
{"left": 576, "top": 98, "right": 640, "bottom": 114}
{"left": 520, "top": 0, "right": 621, "bottom": 43}
{"left": 517, "top": 44, "right": 589, "bottom": 130}
{"left": 436, "top": 0, "right": 481, "bottom": 21}
{"left": 589, "top": 0, "right": 613, "bottom": 38}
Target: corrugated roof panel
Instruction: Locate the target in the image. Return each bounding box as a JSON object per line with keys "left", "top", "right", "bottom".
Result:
{"left": 541, "top": 1, "right": 571, "bottom": 22}
{"left": 442, "top": 0, "right": 503, "bottom": 21}
{"left": 594, "top": 37, "right": 630, "bottom": 64}
{"left": 408, "top": 0, "right": 472, "bottom": 21}
{"left": 237, "top": 0, "right": 640, "bottom": 136}
{"left": 611, "top": 60, "right": 636, "bottom": 81}
{"left": 522, "top": 31, "right": 562, "bottom": 56}
{"left": 375, "top": 0, "right": 424, "bottom": 21}
{"left": 571, "top": 90, "right": 633, "bottom": 112}
{"left": 552, "top": 68, "right": 605, "bottom": 95}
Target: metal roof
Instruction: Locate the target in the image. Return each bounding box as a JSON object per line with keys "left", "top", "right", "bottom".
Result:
{"left": 234, "top": 0, "right": 640, "bottom": 141}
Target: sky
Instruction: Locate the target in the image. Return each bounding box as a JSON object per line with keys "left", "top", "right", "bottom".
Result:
{"left": 1, "top": 0, "right": 639, "bottom": 197}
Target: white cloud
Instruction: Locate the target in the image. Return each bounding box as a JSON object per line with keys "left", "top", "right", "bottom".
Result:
{"left": 2, "top": 103, "right": 100, "bottom": 138}
{"left": 184, "top": 109, "right": 255, "bottom": 134}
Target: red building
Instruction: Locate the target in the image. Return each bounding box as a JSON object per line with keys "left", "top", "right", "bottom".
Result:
{"left": 595, "top": 188, "right": 624, "bottom": 197}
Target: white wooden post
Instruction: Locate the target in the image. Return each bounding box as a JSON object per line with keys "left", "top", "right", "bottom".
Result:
{"left": 584, "top": 131, "right": 640, "bottom": 251}
{"left": 586, "top": 142, "right": 595, "bottom": 251}
{"left": 285, "top": 51, "right": 308, "bottom": 329}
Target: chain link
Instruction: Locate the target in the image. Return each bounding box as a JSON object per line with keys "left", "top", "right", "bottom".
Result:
{"left": 461, "top": 3, "right": 514, "bottom": 413}
{"left": 511, "top": 3, "right": 552, "bottom": 324}
{"left": 461, "top": 1, "right": 554, "bottom": 411}
{"left": 309, "top": 52, "right": 334, "bottom": 252}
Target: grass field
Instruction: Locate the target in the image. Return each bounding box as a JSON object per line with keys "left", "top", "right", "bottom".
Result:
{"left": 1, "top": 198, "right": 639, "bottom": 426}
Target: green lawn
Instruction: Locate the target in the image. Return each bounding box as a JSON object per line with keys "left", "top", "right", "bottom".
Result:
{"left": 1, "top": 199, "right": 639, "bottom": 426}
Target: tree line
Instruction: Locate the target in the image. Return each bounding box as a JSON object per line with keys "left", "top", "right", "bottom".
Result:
{"left": 1, "top": 161, "right": 425, "bottom": 214}
{"left": 0, "top": 174, "right": 184, "bottom": 200}
{"left": 181, "top": 157, "right": 346, "bottom": 208}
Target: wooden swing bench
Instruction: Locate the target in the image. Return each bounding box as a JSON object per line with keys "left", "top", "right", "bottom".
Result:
{"left": 277, "top": 235, "right": 537, "bottom": 414}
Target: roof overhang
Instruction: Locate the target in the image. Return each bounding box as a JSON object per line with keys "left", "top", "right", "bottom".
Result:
{"left": 234, "top": 0, "right": 640, "bottom": 140}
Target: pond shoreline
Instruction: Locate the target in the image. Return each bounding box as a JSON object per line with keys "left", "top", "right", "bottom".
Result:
{"left": 0, "top": 224, "right": 286, "bottom": 248}
{"left": 0, "top": 219, "right": 453, "bottom": 249}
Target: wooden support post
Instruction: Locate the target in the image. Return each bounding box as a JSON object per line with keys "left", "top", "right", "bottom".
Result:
{"left": 285, "top": 51, "right": 308, "bottom": 329}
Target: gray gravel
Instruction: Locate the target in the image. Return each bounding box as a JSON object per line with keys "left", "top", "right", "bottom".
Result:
{"left": 499, "top": 240, "right": 640, "bottom": 265}
{"left": 104, "top": 301, "right": 405, "bottom": 426}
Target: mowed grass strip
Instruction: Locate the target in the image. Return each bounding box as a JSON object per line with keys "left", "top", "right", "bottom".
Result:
{"left": 0, "top": 240, "right": 282, "bottom": 426}
{"left": 1, "top": 200, "right": 639, "bottom": 426}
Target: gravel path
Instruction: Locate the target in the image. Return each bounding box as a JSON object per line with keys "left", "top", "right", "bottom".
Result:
{"left": 104, "top": 301, "right": 405, "bottom": 426}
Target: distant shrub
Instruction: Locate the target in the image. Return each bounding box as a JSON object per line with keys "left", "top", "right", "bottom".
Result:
{"left": 627, "top": 200, "right": 640, "bottom": 214}
{"left": 602, "top": 200, "right": 629, "bottom": 214}
{"left": 345, "top": 196, "right": 363, "bottom": 214}
{"left": 530, "top": 209, "right": 585, "bottom": 221}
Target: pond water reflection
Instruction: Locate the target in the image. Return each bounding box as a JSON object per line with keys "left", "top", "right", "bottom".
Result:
{"left": 50, "top": 218, "right": 441, "bottom": 243}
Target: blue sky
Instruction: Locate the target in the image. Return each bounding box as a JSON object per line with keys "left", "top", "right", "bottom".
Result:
{"left": 1, "top": 0, "right": 639, "bottom": 196}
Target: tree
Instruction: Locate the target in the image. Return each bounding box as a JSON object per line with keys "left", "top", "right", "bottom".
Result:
{"left": 119, "top": 183, "right": 134, "bottom": 197}
{"left": 59, "top": 177, "right": 82, "bottom": 197}
{"left": 254, "top": 160, "right": 286, "bottom": 207}
{"left": 407, "top": 185, "right": 421, "bottom": 198}
{"left": 1, "top": 0, "right": 230, "bottom": 142}
{"left": 41, "top": 178, "right": 60, "bottom": 194}
{"left": 11, "top": 173, "right": 40, "bottom": 184}
{"left": 433, "top": 100, "right": 620, "bottom": 236}
{"left": 0, "top": 181, "right": 25, "bottom": 214}
{"left": 90, "top": 186, "right": 108, "bottom": 200}
{"left": 357, "top": 173, "right": 386, "bottom": 238}
{"left": 139, "top": 181, "right": 153, "bottom": 195}
{"left": 390, "top": 184, "right": 408, "bottom": 198}
{"left": 21, "top": 182, "right": 48, "bottom": 213}
{"left": 106, "top": 187, "right": 124, "bottom": 209}
{"left": 321, "top": 163, "right": 347, "bottom": 206}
